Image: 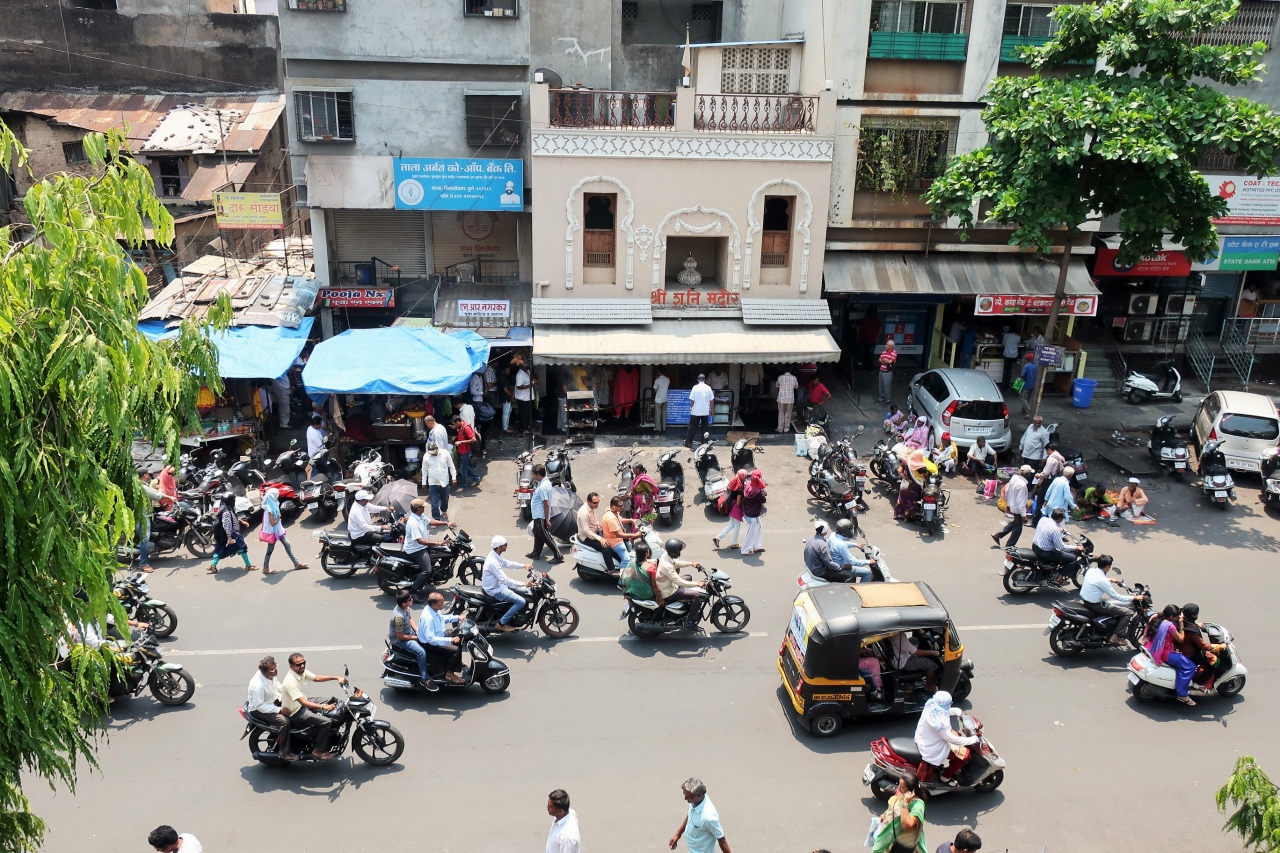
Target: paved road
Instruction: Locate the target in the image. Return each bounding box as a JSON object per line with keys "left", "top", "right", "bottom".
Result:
{"left": 26, "top": 434, "right": 1280, "bottom": 852}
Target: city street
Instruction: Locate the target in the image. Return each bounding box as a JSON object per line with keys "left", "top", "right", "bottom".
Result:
{"left": 27, "top": 425, "right": 1280, "bottom": 853}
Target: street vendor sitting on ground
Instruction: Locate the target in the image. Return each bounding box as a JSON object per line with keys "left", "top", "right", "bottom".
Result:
{"left": 1106, "top": 477, "right": 1150, "bottom": 521}
{"left": 931, "top": 433, "right": 959, "bottom": 474}
{"left": 963, "top": 436, "right": 997, "bottom": 480}
{"left": 1079, "top": 483, "right": 1115, "bottom": 521}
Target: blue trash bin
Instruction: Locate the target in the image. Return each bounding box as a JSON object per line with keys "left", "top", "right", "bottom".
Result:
{"left": 1072, "top": 378, "right": 1097, "bottom": 408}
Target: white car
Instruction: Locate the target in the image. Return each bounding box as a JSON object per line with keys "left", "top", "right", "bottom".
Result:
{"left": 1192, "top": 390, "right": 1280, "bottom": 474}
{"left": 907, "top": 368, "right": 1012, "bottom": 452}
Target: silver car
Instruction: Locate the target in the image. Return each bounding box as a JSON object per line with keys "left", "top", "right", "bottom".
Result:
{"left": 906, "top": 368, "right": 1012, "bottom": 451}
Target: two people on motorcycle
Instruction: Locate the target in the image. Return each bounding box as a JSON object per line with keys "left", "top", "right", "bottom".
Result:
{"left": 656, "top": 539, "right": 705, "bottom": 629}
{"left": 913, "top": 690, "right": 978, "bottom": 786}
{"left": 1031, "top": 508, "right": 1082, "bottom": 578}
{"left": 805, "top": 519, "right": 874, "bottom": 583}
{"left": 894, "top": 450, "right": 938, "bottom": 521}
{"left": 388, "top": 590, "right": 469, "bottom": 691}
{"left": 1079, "top": 555, "right": 1139, "bottom": 645}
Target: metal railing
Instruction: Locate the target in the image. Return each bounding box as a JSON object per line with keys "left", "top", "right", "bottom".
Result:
{"left": 333, "top": 256, "right": 403, "bottom": 289}
{"left": 1220, "top": 320, "right": 1256, "bottom": 391}
{"left": 1221, "top": 315, "right": 1280, "bottom": 348}
{"left": 1096, "top": 330, "right": 1128, "bottom": 385}
{"left": 550, "top": 90, "right": 676, "bottom": 130}
{"left": 1187, "top": 327, "right": 1216, "bottom": 392}
{"left": 443, "top": 257, "right": 521, "bottom": 285}
{"left": 695, "top": 93, "right": 817, "bottom": 134}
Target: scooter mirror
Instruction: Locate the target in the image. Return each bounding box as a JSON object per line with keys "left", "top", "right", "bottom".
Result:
{"left": 703, "top": 432, "right": 711, "bottom": 440}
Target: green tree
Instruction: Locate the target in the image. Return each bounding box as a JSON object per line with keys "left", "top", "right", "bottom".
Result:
{"left": 925, "top": 0, "right": 1280, "bottom": 416}
{"left": 1218, "top": 755, "right": 1280, "bottom": 852}
{"left": 0, "top": 122, "right": 226, "bottom": 852}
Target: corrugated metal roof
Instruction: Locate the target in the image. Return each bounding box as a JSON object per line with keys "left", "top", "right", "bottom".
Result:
{"left": 433, "top": 282, "right": 532, "bottom": 327}
{"left": 740, "top": 298, "right": 832, "bottom": 326}
{"left": 532, "top": 319, "right": 839, "bottom": 365}
{"left": 0, "top": 92, "right": 284, "bottom": 154}
{"left": 823, "top": 252, "right": 1099, "bottom": 296}
{"left": 140, "top": 273, "right": 319, "bottom": 329}
{"left": 180, "top": 160, "right": 257, "bottom": 202}
{"left": 532, "top": 298, "right": 653, "bottom": 325}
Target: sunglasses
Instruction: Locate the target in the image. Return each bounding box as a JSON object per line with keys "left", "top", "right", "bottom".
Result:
{"left": 292, "top": 661, "right": 306, "bottom": 668}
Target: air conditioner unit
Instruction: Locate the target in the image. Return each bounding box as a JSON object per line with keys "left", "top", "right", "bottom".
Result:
{"left": 1166, "top": 294, "right": 1197, "bottom": 315}
{"left": 1128, "top": 294, "right": 1159, "bottom": 315}
{"left": 1124, "top": 320, "right": 1154, "bottom": 342}
{"left": 1155, "top": 320, "right": 1189, "bottom": 342}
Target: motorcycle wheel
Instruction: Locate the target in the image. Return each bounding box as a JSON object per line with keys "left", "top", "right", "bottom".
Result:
{"left": 538, "top": 602, "right": 580, "bottom": 638}
{"left": 567, "top": 481, "right": 577, "bottom": 493}
{"left": 871, "top": 775, "right": 898, "bottom": 802}
{"left": 519, "top": 505, "right": 531, "bottom": 523}
{"left": 806, "top": 480, "right": 829, "bottom": 500}
{"left": 1217, "top": 675, "right": 1246, "bottom": 697}
{"left": 710, "top": 600, "right": 751, "bottom": 633}
{"left": 480, "top": 672, "right": 511, "bottom": 694}
{"left": 926, "top": 517, "right": 938, "bottom": 536}
{"left": 149, "top": 669, "right": 195, "bottom": 705}
{"left": 353, "top": 724, "right": 405, "bottom": 766}
{"left": 1171, "top": 470, "right": 1182, "bottom": 482}
{"left": 1071, "top": 564, "right": 1086, "bottom": 589}
{"left": 1127, "top": 388, "right": 1144, "bottom": 404}
{"left": 248, "top": 728, "right": 289, "bottom": 766}
{"left": 184, "top": 529, "right": 213, "bottom": 560}
{"left": 1002, "top": 568, "right": 1035, "bottom": 595}
{"left": 320, "top": 551, "right": 358, "bottom": 579}
{"left": 1173, "top": 391, "right": 1183, "bottom": 403}
{"left": 952, "top": 674, "right": 973, "bottom": 703}
{"left": 1134, "top": 680, "right": 1161, "bottom": 703}
{"left": 1049, "top": 625, "right": 1082, "bottom": 657}
{"left": 870, "top": 459, "right": 888, "bottom": 482}
{"left": 974, "top": 769, "right": 1004, "bottom": 794}
{"left": 627, "top": 610, "right": 661, "bottom": 639}
{"left": 139, "top": 604, "right": 178, "bottom": 638}
{"left": 457, "top": 557, "right": 484, "bottom": 585}
{"left": 809, "top": 711, "right": 843, "bottom": 738}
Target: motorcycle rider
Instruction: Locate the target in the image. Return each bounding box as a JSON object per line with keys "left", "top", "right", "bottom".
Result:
{"left": 245, "top": 655, "right": 293, "bottom": 759}
{"left": 655, "top": 539, "right": 705, "bottom": 630}
{"left": 913, "top": 690, "right": 978, "bottom": 786}
{"left": 348, "top": 490, "right": 389, "bottom": 545}
{"left": 1079, "top": 555, "right": 1139, "bottom": 645}
{"left": 389, "top": 592, "right": 434, "bottom": 691}
{"left": 418, "top": 591, "right": 466, "bottom": 685}
{"left": 1031, "top": 508, "right": 1081, "bottom": 575}
{"left": 1177, "top": 603, "right": 1228, "bottom": 690}
{"left": 827, "top": 519, "right": 875, "bottom": 583}
{"left": 803, "top": 520, "right": 856, "bottom": 582}
{"left": 404, "top": 498, "right": 456, "bottom": 596}
{"left": 280, "top": 653, "right": 347, "bottom": 762}
{"left": 484, "top": 535, "right": 536, "bottom": 633}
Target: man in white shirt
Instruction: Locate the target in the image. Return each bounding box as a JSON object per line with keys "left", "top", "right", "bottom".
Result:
{"left": 514, "top": 362, "right": 534, "bottom": 433}
{"left": 424, "top": 440, "right": 458, "bottom": 522}
{"left": 245, "top": 655, "right": 291, "bottom": 757}
{"left": 741, "top": 363, "right": 762, "bottom": 412}
{"left": 963, "top": 436, "right": 997, "bottom": 480}
{"left": 1001, "top": 325, "right": 1022, "bottom": 388}
{"left": 148, "top": 826, "right": 203, "bottom": 853}
{"left": 1031, "top": 508, "right": 1079, "bottom": 570}
{"left": 547, "top": 789, "right": 582, "bottom": 853}
{"left": 457, "top": 399, "right": 476, "bottom": 429}
{"left": 1080, "top": 555, "right": 1138, "bottom": 644}
{"left": 653, "top": 367, "right": 671, "bottom": 433}
{"left": 707, "top": 367, "right": 728, "bottom": 391}
{"left": 347, "top": 490, "right": 388, "bottom": 544}
{"left": 483, "top": 535, "right": 534, "bottom": 632}
{"left": 469, "top": 370, "right": 485, "bottom": 403}
{"left": 685, "top": 374, "right": 715, "bottom": 449}
{"left": 425, "top": 415, "right": 450, "bottom": 455}
{"left": 774, "top": 369, "right": 798, "bottom": 433}
{"left": 1019, "top": 416, "right": 1050, "bottom": 468}
{"left": 306, "top": 416, "right": 327, "bottom": 459}
{"left": 404, "top": 498, "right": 454, "bottom": 595}
{"left": 889, "top": 631, "right": 940, "bottom": 691}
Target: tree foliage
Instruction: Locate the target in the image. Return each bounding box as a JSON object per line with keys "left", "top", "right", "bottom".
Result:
{"left": 0, "top": 121, "right": 227, "bottom": 852}
{"left": 925, "top": 0, "right": 1280, "bottom": 266}
{"left": 1218, "top": 755, "right": 1280, "bottom": 852}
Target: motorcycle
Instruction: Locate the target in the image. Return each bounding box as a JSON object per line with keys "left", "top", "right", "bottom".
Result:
{"left": 373, "top": 527, "right": 485, "bottom": 594}
{"left": 1148, "top": 416, "right": 1191, "bottom": 480}
{"left": 450, "top": 570, "right": 580, "bottom": 638}
{"left": 107, "top": 633, "right": 196, "bottom": 705}
{"left": 692, "top": 433, "right": 730, "bottom": 512}
{"left": 1128, "top": 621, "right": 1247, "bottom": 702}
{"left": 299, "top": 446, "right": 344, "bottom": 522}
{"left": 869, "top": 439, "right": 902, "bottom": 488}
{"left": 113, "top": 571, "right": 178, "bottom": 638}
{"left": 730, "top": 438, "right": 762, "bottom": 472}
{"left": 572, "top": 521, "right": 665, "bottom": 583}
{"left": 653, "top": 450, "right": 685, "bottom": 525}
{"left": 381, "top": 621, "right": 512, "bottom": 695}
{"left": 514, "top": 449, "right": 537, "bottom": 522}
{"left": 623, "top": 565, "right": 750, "bottom": 637}
{"left": 613, "top": 447, "right": 644, "bottom": 496}
{"left": 1262, "top": 448, "right": 1280, "bottom": 509}
{"left": 1046, "top": 576, "right": 1153, "bottom": 657}
{"left": 239, "top": 668, "right": 405, "bottom": 766}
{"left": 896, "top": 470, "right": 948, "bottom": 535}
{"left": 863, "top": 712, "right": 1006, "bottom": 799}
{"left": 796, "top": 539, "right": 894, "bottom": 589}
{"left": 1001, "top": 532, "right": 1093, "bottom": 594}
{"left": 319, "top": 517, "right": 404, "bottom": 579}
{"left": 544, "top": 445, "right": 576, "bottom": 491}
{"left": 806, "top": 452, "right": 861, "bottom": 531}
{"left": 1044, "top": 423, "right": 1089, "bottom": 484}
{"left": 1123, "top": 357, "right": 1183, "bottom": 404}
{"left": 128, "top": 499, "right": 215, "bottom": 560}
{"left": 1199, "top": 439, "right": 1238, "bottom": 509}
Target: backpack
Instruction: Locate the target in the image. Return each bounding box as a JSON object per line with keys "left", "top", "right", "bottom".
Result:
{"left": 477, "top": 402, "right": 496, "bottom": 422}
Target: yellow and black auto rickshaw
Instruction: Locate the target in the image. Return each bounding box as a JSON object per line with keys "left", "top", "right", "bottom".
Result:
{"left": 778, "top": 582, "right": 974, "bottom": 737}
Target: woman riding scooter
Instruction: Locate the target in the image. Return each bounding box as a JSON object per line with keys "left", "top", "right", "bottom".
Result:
{"left": 913, "top": 691, "right": 979, "bottom": 785}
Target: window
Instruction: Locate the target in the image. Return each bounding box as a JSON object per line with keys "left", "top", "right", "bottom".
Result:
{"left": 761, "top": 197, "right": 791, "bottom": 267}
{"left": 289, "top": 0, "right": 348, "bottom": 10}
{"left": 1197, "top": 145, "right": 1241, "bottom": 171}
{"left": 464, "top": 0, "right": 519, "bottom": 17}
{"left": 1003, "top": 4, "right": 1056, "bottom": 37}
{"left": 156, "top": 158, "right": 182, "bottom": 198}
{"left": 62, "top": 140, "right": 87, "bottom": 165}
{"left": 465, "top": 94, "right": 522, "bottom": 148}
{"left": 1219, "top": 412, "right": 1280, "bottom": 441}
{"left": 917, "top": 371, "right": 949, "bottom": 402}
{"left": 871, "top": 0, "right": 966, "bottom": 34}
{"left": 295, "top": 90, "right": 354, "bottom": 142}
{"left": 721, "top": 47, "right": 792, "bottom": 95}
{"left": 1189, "top": 0, "right": 1278, "bottom": 47}
{"left": 583, "top": 194, "right": 616, "bottom": 267}
{"left": 855, "top": 118, "right": 956, "bottom": 192}
{"left": 621, "top": 1, "right": 638, "bottom": 19}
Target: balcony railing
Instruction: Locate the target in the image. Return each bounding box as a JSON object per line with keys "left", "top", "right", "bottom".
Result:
{"left": 760, "top": 230, "right": 790, "bottom": 266}
{"left": 869, "top": 31, "right": 968, "bottom": 60}
{"left": 584, "top": 229, "right": 615, "bottom": 266}
{"left": 999, "top": 35, "right": 1094, "bottom": 64}
{"left": 444, "top": 257, "right": 521, "bottom": 285}
{"left": 694, "top": 93, "right": 817, "bottom": 134}
{"left": 550, "top": 90, "right": 676, "bottom": 130}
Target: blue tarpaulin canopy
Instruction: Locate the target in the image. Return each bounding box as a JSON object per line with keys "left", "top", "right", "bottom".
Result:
{"left": 137, "top": 317, "right": 315, "bottom": 379}
{"left": 302, "top": 326, "right": 490, "bottom": 396}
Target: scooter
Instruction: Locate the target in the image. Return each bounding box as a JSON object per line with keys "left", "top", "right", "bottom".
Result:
{"left": 1262, "top": 448, "right": 1280, "bottom": 509}
{"left": 544, "top": 445, "right": 576, "bottom": 492}
{"left": 380, "top": 622, "right": 511, "bottom": 695}
{"left": 863, "top": 712, "right": 1006, "bottom": 799}
{"left": 730, "top": 438, "right": 762, "bottom": 472}
{"left": 1148, "top": 416, "right": 1191, "bottom": 480}
{"left": 796, "top": 539, "right": 894, "bottom": 589}
{"left": 806, "top": 451, "right": 861, "bottom": 530}
{"left": 1199, "top": 439, "right": 1237, "bottom": 509}
{"left": 514, "top": 449, "right": 536, "bottom": 522}
{"left": 225, "top": 456, "right": 265, "bottom": 522}
{"left": 653, "top": 451, "right": 685, "bottom": 525}
{"left": 1128, "top": 620, "right": 1247, "bottom": 702}
{"left": 1123, "top": 358, "right": 1183, "bottom": 404}
{"left": 868, "top": 439, "right": 902, "bottom": 488}
{"left": 571, "top": 521, "right": 664, "bottom": 584}
{"left": 692, "top": 433, "right": 729, "bottom": 512}
{"left": 299, "top": 447, "right": 344, "bottom": 522}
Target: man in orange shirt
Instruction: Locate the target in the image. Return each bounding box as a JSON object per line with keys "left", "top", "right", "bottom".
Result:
{"left": 602, "top": 495, "right": 642, "bottom": 569}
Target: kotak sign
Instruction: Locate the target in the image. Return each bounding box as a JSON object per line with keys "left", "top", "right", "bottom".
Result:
{"left": 1094, "top": 247, "right": 1192, "bottom": 277}
{"left": 1203, "top": 174, "right": 1280, "bottom": 226}
{"left": 974, "top": 294, "right": 1099, "bottom": 316}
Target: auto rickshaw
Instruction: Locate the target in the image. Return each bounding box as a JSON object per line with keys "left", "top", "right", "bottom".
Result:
{"left": 778, "top": 581, "right": 975, "bottom": 737}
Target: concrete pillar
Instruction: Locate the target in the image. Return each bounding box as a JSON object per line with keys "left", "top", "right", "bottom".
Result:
{"left": 530, "top": 81, "right": 550, "bottom": 129}
{"left": 675, "top": 84, "right": 696, "bottom": 132}
{"left": 309, "top": 206, "right": 330, "bottom": 287}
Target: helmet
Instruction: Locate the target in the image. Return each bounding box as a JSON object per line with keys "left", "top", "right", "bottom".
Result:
{"left": 835, "top": 518, "right": 855, "bottom": 538}
{"left": 664, "top": 538, "right": 685, "bottom": 558}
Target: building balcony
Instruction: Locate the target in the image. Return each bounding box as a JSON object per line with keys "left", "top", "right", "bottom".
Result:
{"left": 550, "top": 89, "right": 676, "bottom": 131}
{"left": 694, "top": 93, "right": 818, "bottom": 134}
{"left": 999, "top": 34, "right": 1093, "bottom": 64}
{"left": 868, "top": 31, "right": 968, "bottom": 61}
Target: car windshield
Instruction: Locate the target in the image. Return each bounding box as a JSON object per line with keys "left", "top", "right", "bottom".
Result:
{"left": 1219, "top": 412, "right": 1280, "bottom": 441}
{"left": 953, "top": 400, "right": 1005, "bottom": 421}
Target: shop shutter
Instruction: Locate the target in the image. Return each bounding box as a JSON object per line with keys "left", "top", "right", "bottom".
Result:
{"left": 331, "top": 210, "right": 429, "bottom": 277}
{"left": 430, "top": 211, "right": 519, "bottom": 272}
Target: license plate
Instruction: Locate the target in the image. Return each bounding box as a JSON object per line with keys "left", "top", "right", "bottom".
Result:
{"left": 1048, "top": 615, "right": 1060, "bottom": 629}
{"left": 1175, "top": 462, "right": 1186, "bottom": 469}
{"left": 845, "top": 500, "right": 857, "bottom": 510}
{"left": 1074, "top": 473, "right": 1087, "bottom": 481}
{"left": 862, "top": 764, "right": 875, "bottom": 784}
{"left": 659, "top": 508, "right": 670, "bottom": 515}
{"left": 306, "top": 503, "right": 318, "bottom": 510}
{"left": 856, "top": 477, "right": 867, "bottom": 485}
{"left": 1228, "top": 460, "right": 1261, "bottom": 472}
{"left": 1215, "top": 490, "right": 1228, "bottom": 498}
{"left": 1003, "top": 559, "right": 1013, "bottom": 570}
{"left": 1128, "top": 673, "right": 1140, "bottom": 686}
{"left": 968, "top": 426, "right": 992, "bottom": 436}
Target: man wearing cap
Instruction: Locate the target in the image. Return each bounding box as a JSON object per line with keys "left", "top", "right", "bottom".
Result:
{"left": 685, "top": 374, "right": 715, "bottom": 449}
{"left": 424, "top": 439, "right": 458, "bottom": 522}
{"left": 992, "top": 465, "right": 1033, "bottom": 548}
{"left": 1111, "top": 478, "right": 1149, "bottom": 521}
{"left": 405, "top": 498, "right": 455, "bottom": 596}
{"left": 483, "top": 535, "right": 535, "bottom": 632}
{"left": 348, "top": 490, "right": 389, "bottom": 544}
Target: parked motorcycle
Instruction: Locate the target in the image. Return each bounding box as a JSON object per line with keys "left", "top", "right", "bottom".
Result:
{"left": 869, "top": 439, "right": 902, "bottom": 488}
{"left": 654, "top": 450, "right": 685, "bottom": 525}
{"left": 319, "top": 517, "right": 403, "bottom": 579}
{"left": 1129, "top": 621, "right": 1247, "bottom": 702}
{"left": 1262, "top": 448, "right": 1280, "bottom": 509}
{"left": 450, "top": 570, "right": 580, "bottom": 638}
{"left": 613, "top": 447, "right": 643, "bottom": 496}
{"left": 1123, "top": 357, "right": 1183, "bottom": 404}
{"left": 113, "top": 571, "right": 178, "bottom": 638}
{"left": 299, "top": 446, "right": 344, "bottom": 521}
{"left": 1148, "top": 416, "right": 1191, "bottom": 480}
{"left": 1001, "top": 532, "right": 1093, "bottom": 594}
{"left": 572, "top": 521, "right": 665, "bottom": 583}
{"left": 896, "top": 470, "right": 948, "bottom": 535}
{"left": 107, "top": 633, "right": 196, "bottom": 705}
{"left": 239, "top": 669, "right": 404, "bottom": 766}
{"left": 1046, "top": 576, "right": 1153, "bottom": 657}
{"left": 381, "top": 621, "right": 511, "bottom": 695}
{"left": 1199, "top": 439, "right": 1238, "bottom": 509}
{"left": 692, "top": 433, "right": 730, "bottom": 512}
{"left": 806, "top": 452, "right": 861, "bottom": 531}
{"left": 623, "top": 566, "right": 750, "bottom": 637}
{"left": 730, "top": 438, "right": 762, "bottom": 472}
{"left": 544, "top": 445, "right": 576, "bottom": 492}
{"left": 373, "top": 527, "right": 484, "bottom": 594}
{"left": 514, "top": 449, "right": 536, "bottom": 521}
{"left": 863, "top": 712, "right": 1006, "bottom": 799}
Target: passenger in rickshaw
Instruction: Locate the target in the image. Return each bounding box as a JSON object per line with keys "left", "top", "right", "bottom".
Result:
{"left": 859, "top": 641, "right": 885, "bottom": 701}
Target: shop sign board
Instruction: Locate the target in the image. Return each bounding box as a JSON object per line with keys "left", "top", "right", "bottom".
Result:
{"left": 974, "top": 294, "right": 1099, "bottom": 316}
{"left": 1035, "top": 344, "right": 1064, "bottom": 368}
{"left": 1190, "top": 236, "right": 1280, "bottom": 272}
{"left": 650, "top": 289, "right": 741, "bottom": 308}
{"left": 1202, "top": 174, "right": 1280, "bottom": 226}
{"left": 456, "top": 299, "right": 511, "bottom": 318}
{"left": 1094, "top": 247, "right": 1192, "bottom": 277}
{"left": 393, "top": 158, "right": 524, "bottom": 211}
{"left": 213, "top": 191, "right": 284, "bottom": 230}
{"left": 319, "top": 287, "right": 395, "bottom": 308}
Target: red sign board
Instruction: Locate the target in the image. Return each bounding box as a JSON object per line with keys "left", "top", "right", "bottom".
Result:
{"left": 974, "top": 294, "right": 1099, "bottom": 317}
{"left": 1094, "top": 247, "right": 1191, "bottom": 277}
{"left": 319, "top": 288, "right": 395, "bottom": 308}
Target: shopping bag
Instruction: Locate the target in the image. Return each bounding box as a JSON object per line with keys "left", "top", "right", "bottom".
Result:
{"left": 864, "top": 816, "right": 881, "bottom": 848}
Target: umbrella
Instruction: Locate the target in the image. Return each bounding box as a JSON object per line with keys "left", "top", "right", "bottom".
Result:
{"left": 373, "top": 479, "right": 420, "bottom": 518}
{"left": 546, "top": 486, "right": 584, "bottom": 540}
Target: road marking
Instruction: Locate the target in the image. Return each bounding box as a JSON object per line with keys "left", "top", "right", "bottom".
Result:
{"left": 958, "top": 623, "right": 1044, "bottom": 631}
{"left": 166, "top": 644, "right": 363, "bottom": 657}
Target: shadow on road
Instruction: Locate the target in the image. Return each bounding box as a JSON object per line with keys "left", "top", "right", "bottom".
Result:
{"left": 238, "top": 757, "right": 404, "bottom": 797}
{"left": 616, "top": 631, "right": 754, "bottom": 660}
{"left": 376, "top": 685, "right": 511, "bottom": 720}
{"left": 1123, "top": 692, "right": 1245, "bottom": 724}
{"left": 106, "top": 696, "right": 196, "bottom": 731}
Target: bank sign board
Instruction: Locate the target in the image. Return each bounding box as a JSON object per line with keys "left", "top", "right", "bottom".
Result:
{"left": 392, "top": 158, "right": 524, "bottom": 212}
{"left": 1202, "top": 174, "right": 1280, "bottom": 226}
{"left": 1094, "top": 247, "right": 1192, "bottom": 277}
{"left": 1191, "top": 236, "right": 1280, "bottom": 272}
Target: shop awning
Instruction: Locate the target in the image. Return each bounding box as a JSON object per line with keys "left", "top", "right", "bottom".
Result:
{"left": 532, "top": 298, "right": 653, "bottom": 325}
{"left": 739, "top": 298, "right": 833, "bottom": 325}
{"left": 432, "top": 282, "right": 532, "bottom": 328}
{"left": 302, "top": 326, "right": 490, "bottom": 395}
{"left": 532, "top": 319, "right": 840, "bottom": 365}
{"left": 394, "top": 317, "right": 533, "bottom": 349}
{"left": 823, "top": 252, "right": 1099, "bottom": 297}
{"left": 137, "top": 317, "right": 314, "bottom": 379}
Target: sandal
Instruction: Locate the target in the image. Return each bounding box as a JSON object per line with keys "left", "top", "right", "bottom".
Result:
{"left": 245, "top": 565, "right": 259, "bottom": 572}
{"left": 263, "top": 568, "right": 278, "bottom": 575}
{"left": 712, "top": 537, "right": 721, "bottom": 549}
{"left": 1177, "top": 695, "right": 1197, "bottom": 706}
{"left": 206, "top": 566, "right": 219, "bottom": 574}
{"left": 293, "top": 563, "right": 310, "bottom": 570}
{"left": 141, "top": 566, "right": 155, "bottom": 573}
